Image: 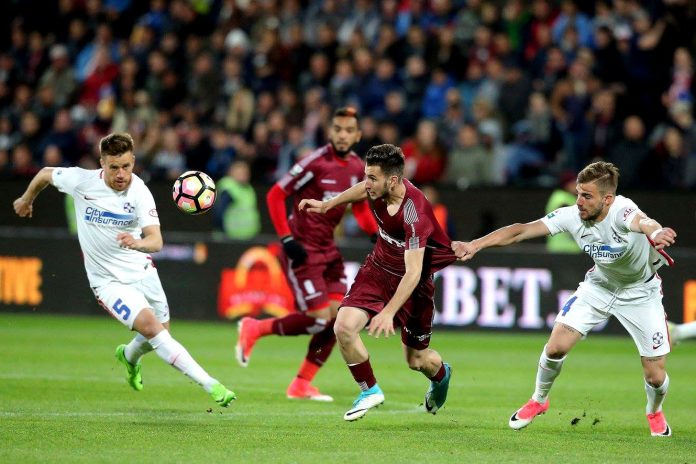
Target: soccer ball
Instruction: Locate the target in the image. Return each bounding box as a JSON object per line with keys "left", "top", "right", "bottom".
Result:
{"left": 172, "top": 171, "right": 216, "bottom": 215}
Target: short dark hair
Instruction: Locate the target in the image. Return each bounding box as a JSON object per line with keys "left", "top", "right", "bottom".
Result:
{"left": 577, "top": 161, "right": 619, "bottom": 194}
{"left": 99, "top": 133, "right": 134, "bottom": 157}
{"left": 333, "top": 106, "right": 359, "bottom": 123}
{"left": 365, "top": 144, "right": 404, "bottom": 178}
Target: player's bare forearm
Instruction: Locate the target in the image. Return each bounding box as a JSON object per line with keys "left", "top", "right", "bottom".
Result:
{"left": 476, "top": 221, "right": 549, "bottom": 249}
{"left": 327, "top": 181, "right": 368, "bottom": 209}
{"left": 117, "top": 226, "right": 163, "bottom": 253}
{"left": 632, "top": 214, "right": 676, "bottom": 249}
{"left": 22, "top": 167, "right": 54, "bottom": 201}
{"left": 368, "top": 269, "right": 419, "bottom": 338}
{"left": 381, "top": 271, "right": 420, "bottom": 316}
{"left": 454, "top": 220, "right": 549, "bottom": 261}
{"left": 13, "top": 167, "right": 55, "bottom": 218}
{"left": 299, "top": 181, "right": 368, "bottom": 214}
{"left": 382, "top": 247, "right": 424, "bottom": 315}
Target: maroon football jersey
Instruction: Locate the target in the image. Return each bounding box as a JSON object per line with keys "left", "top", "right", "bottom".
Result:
{"left": 278, "top": 144, "right": 365, "bottom": 262}
{"left": 368, "top": 179, "right": 456, "bottom": 277}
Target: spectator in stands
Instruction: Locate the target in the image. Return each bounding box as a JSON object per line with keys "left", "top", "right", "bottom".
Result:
{"left": 402, "top": 119, "right": 446, "bottom": 185}
{"left": 150, "top": 127, "right": 185, "bottom": 181}
{"left": 545, "top": 170, "right": 581, "bottom": 253}
{"left": 38, "top": 44, "right": 77, "bottom": 108}
{"left": 214, "top": 159, "right": 260, "bottom": 240}
{"left": 446, "top": 123, "right": 494, "bottom": 189}
{"left": 607, "top": 115, "right": 650, "bottom": 189}
{"left": 0, "top": 0, "right": 693, "bottom": 198}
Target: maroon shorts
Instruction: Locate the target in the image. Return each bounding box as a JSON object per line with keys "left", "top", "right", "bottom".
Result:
{"left": 340, "top": 258, "right": 434, "bottom": 350}
{"left": 282, "top": 254, "right": 347, "bottom": 312}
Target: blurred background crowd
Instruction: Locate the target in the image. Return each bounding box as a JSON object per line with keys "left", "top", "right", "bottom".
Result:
{"left": 1, "top": 0, "right": 696, "bottom": 191}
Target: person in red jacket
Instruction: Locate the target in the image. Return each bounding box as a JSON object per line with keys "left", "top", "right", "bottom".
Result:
{"left": 235, "top": 107, "right": 378, "bottom": 401}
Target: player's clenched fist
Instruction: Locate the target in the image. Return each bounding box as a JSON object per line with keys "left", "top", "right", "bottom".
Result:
{"left": 649, "top": 227, "right": 677, "bottom": 250}
{"left": 13, "top": 197, "right": 33, "bottom": 218}
{"left": 117, "top": 232, "right": 137, "bottom": 249}
{"left": 452, "top": 241, "right": 477, "bottom": 261}
{"left": 299, "top": 198, "right": 329, "bottom": 214}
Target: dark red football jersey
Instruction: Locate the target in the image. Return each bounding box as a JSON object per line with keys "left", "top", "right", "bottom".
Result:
{"left": 278, "top": 144, "right": 365, "bottom": 262}
{"left": 368, "top": 179, "right": 456, "bottom": 277}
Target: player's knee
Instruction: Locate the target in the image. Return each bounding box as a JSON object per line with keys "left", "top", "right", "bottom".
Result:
{"left": 333, "top": 319, "right": 355, "bottom": 344}
{"left": 544, "top": 344, "right": 568, "bottom": 359}
{"left": 133, "top": 309, "right": 164, "bottom": 339}
{"left": 406, "top": 354, "right": 425, "bottom": 372}
{"left": 644, "top": 368, "right": 666, "bottom": 387}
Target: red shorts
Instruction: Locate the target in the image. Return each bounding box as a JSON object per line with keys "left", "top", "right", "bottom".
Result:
{"left": 340, "top": 258, "right": 434, "bottom": 350}
{"left": 282, "top": 254, "right": 347, "bottom": 312}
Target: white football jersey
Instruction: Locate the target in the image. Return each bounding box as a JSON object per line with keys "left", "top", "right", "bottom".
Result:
{"left": 52, "top": 167, "right": 160, "bottom": 287}
{"left": 541, "top": 195, "right": 667, "bottom": 289}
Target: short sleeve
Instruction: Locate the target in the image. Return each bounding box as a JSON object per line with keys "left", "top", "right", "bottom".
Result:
{"left": 277, "top": 155, "right": 318, "bottom": 193}
{"left": 52, "top": 167, "right": 90, "bottom": 196}
{"left": 136, "top": 184, "right": 160, "bottom": 228}
{"left": 612, "top": 199, "right": 640, "bottom": 233}
{"left": 403, "top": 198, "right": 433, "bottom": 250}
{"left": 540, "top": 206, "right": 576, "bottom": 236}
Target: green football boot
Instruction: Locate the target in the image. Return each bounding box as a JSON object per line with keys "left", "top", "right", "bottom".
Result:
{"left": 115, "top": 344, "right": 143, "bottom": 391}
{"left": 210, "top": 382, "right": 237, "bottom": 407}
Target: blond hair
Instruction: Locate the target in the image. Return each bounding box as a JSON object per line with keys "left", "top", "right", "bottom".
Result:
{"left": 577, "top": 161, "right": 620, "bottom": 194}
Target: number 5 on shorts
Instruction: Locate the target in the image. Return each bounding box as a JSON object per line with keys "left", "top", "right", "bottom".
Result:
{"left": 113, "top": 298, "right": 131, "bottom": 321}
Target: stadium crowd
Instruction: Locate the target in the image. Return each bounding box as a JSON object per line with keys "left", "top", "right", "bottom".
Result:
{"left": 1, "top": 0, "right": 695, "bottom": 189}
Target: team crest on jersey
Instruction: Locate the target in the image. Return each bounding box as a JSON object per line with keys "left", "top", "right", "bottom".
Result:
{"left": 611, "top": 228, "right": 625, "bottom": 243}
{"left": 123, "top": 202, "right": 135, "bottom": 213}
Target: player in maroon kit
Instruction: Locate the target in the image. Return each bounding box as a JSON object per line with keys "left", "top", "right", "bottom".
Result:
{"left": 300, "top": 143, "right": 454, "bottom": 421}
{"left": 235, "top": 107, "right": 378, "bottom": 401}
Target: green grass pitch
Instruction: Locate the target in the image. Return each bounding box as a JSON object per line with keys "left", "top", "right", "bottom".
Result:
{"left": 1, "top": 313, "right": 695, "bottom": 463}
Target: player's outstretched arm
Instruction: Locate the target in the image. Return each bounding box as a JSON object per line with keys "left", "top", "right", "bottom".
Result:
{"left": 13, "top": 167, "right": 55, "bottom": 218}
{"left": 368, "top": 247, "right": 424, "bottom": 338}
{"left": 117, "top": 225, "right": 163, "bottom": 253}
{"left": 299, "top": 181, "right": 368, "bottom": 214}
{"left": 452, "top": 220, "right": 550, "bottom": 261}
{"left": 629, "top": 213, "right": 676, "bottom": 250}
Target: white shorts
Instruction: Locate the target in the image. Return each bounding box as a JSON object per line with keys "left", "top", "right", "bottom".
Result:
{"left": 92, "top": 269, "right": 170, "bottom": 330}
{"left": 555, "top": 277, "right": 670, "bottom": 357}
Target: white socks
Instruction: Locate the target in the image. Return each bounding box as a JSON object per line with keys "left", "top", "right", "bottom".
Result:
{"left": 124, "top": 333, "right": 153, "bottom": 364}
{"left": 532, "top": 346, "right": 566, "bottom": 403}
{"left": 149, "top": 330, "right": 217, "bottom": 392}
{"left": 675, "top": 321, "right": 696, "bottom": 341}
{"left": 645, "top": 374, "right": 669, "bottom": 414}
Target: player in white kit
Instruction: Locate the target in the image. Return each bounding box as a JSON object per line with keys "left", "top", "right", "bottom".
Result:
{"left": 13, "top": 133, "right": 235, "bottom": 407}
{"left": 668, "top": 320, "right": 696, "bottom": 344}
{"left": 452, "top": 162, "right": 676, "bottom": 437}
